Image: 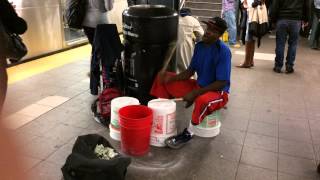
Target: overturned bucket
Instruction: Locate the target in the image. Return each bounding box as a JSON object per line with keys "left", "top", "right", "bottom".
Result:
{"left": 190, "top": 110, "right": 221, "bottom": 138}
{"left": 119, "top": 105, "right": 153, "bottom": 156}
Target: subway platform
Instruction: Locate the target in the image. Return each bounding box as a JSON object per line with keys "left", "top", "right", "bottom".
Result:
{"left": 1, "top": 36, "right": 320, "bottom": 180}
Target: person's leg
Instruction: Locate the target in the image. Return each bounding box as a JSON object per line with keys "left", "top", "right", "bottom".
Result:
{"left": 314, "top": 15, "right": 320, "bottom": 49}
{"left": 164, "top": 91, "right": 228, "bottom": 149}
{"left": 0, "top": 57, "right": 8, "bottom": 112}
{"left": 192, "top": 91, "right": 228, "bottom": 125}
{"left": 224, "top": 10, "right": 237, "bottom": 45}
{"left": 274, "top": 19, "right": 288, "bottom": 72}
{"left": 309, "top": 13, "right": 318, "bottom": 48}
{"left": 83, "top": 26, "right": 95, "bottom": 45}
{"left": 240, "top": 9, "right": 247, "bottom": 45}
{"left": 285, "top": 20, "right": 301, "bottom": 73}
{"left": 237, "top": 19, "right": 254, "bottom": 68}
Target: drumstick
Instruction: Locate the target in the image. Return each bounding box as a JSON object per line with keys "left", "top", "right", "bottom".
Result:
{"left": 160, "top": 45, "right": 176, "bottom": 73}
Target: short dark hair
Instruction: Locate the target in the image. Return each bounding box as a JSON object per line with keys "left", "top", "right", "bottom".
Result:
{"left": 180, "top": 8, "right": 192, "bottom": 17}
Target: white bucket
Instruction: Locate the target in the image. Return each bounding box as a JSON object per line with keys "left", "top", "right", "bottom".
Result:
{"left": 110, "top": 96, "right": 139, "bottom": 141}
{"left": 148, "top": 98, "right": 177, "bottom": 147}
{"left": 150, "top": 131, "right": 177, "bottom": 147}
{"left": 198, "top": 110, "right": 221, "bottom": 128}
{"left": 109, "top": 124, "right": 121, "bottom": 141}
{"left": 190, "top": 121, "right": 221, "bottom": 138}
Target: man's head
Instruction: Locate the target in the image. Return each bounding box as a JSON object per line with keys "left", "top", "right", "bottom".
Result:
{"left": 180, "top": 8, "right": 192, "bottom": 17}
{"left": 202, "top": 17, "right": 228, "bottom": 44}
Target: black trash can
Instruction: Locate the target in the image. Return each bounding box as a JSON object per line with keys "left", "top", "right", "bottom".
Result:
{"left": 123, "top": 5, "right": 178, "bottom": 104}
{"left": 128, "top": 0, "right": 179, "bottom": 11}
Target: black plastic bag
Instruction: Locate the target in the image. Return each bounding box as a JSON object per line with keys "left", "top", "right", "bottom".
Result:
{"left": 65, "top": 0, "right": 87, "bottom": 29}
{"left": 61, "top": 134, "right": 131, "bottom": 180}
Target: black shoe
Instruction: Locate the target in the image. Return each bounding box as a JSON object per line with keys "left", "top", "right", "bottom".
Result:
{"left": 164, "top": 128, "right": 193, "bottom": 149}
{"left": 285, "top": 66, "right": 294, "bottom": 74}
{"left": 273, "top": 66, "right": 282, "bottom": 73}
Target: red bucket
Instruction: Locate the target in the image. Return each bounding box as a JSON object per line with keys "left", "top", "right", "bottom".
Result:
{"left": 119, "top": 105, "right": 153, "bottom": 156}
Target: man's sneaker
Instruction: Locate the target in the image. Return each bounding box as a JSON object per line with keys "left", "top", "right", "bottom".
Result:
{"left": 285, "top": 66, "right": 294, "bottom": 74}
{"left": 273, "top": 66, "right": 282, "bottom": 73}
{"left": 164, "top": 128, "right": 193, "bottom": 149}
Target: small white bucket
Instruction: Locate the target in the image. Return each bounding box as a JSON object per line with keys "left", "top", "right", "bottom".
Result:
{"left": 109, "top": 96, "right": 139, "bottom": 141}
{"left": 110, "top": 97, "right": 140, "bottom": 129}
{"left": 148, "top": 98, "right": 177, "bottom": 146}
{"left": 198, "top": 110, "right": 221, "bottom": 128}
{"left": 190, "top": 121, "right": 221, "bottom": 138}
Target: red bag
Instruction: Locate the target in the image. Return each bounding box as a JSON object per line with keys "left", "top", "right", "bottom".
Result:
{"left": 91, "top": 88, "right": 121, "bottom": 126}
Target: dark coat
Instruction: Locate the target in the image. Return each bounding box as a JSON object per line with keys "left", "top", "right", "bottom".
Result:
{"left": 0, "top": 0, "right": 27, "bottom": 34}
{"left": 269, "top": 0, "right": 309, "bottom": 22}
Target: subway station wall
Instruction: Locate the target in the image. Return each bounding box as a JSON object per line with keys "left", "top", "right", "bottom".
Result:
{"left": 12, "top": 0, "right": 128, "bottom": 60}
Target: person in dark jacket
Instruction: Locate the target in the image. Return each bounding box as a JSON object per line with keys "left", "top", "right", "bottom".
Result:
{"left": 309, "top": 0, "right": 320, "bottom": 49}
{"left": 269, "top": 0, "right": 309, "bottom": 73}
{"left": 0, "top": 0, "right": 27, "bottom": 112}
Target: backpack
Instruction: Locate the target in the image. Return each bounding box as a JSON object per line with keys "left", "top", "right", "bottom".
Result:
{"left": 91, "top": 88, "right": 122, "bottom": 126}
{"left": 65, "top": 0, "right": 87, "bottom": 29}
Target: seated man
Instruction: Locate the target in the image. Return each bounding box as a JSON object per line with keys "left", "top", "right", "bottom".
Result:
{"left": 150, "top": 17, "right": 231, "bottom": 149}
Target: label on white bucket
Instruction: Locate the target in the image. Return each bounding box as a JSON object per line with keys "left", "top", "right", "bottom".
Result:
{"left": 148, "top": 99, "right": 177, "bottom": 135}
{"left": 166, "top": 113, "right": 176, "bottom": 134}
{"left": 110, "top": 97, "right": 139, "bottom": 129}
{"left": 198, "top": 110, "right": 221, "bottom": 128}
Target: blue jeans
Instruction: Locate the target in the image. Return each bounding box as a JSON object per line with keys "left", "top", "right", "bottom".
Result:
{"left": 275, "top": 19, "right": 301, "bottom": 68}
{"left": 223, "top": 10, "right": 237, "bottom": 45}
{"left": 309, "top": 13, "right": 320, "bottom": 49}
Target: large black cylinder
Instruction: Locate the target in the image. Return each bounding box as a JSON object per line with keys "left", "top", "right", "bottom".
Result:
{"left": 123, "top": 5, "right": 178, "bottom": 104}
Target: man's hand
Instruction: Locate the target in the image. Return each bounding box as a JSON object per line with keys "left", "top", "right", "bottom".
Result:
{"left": 183, "top": 91, "right": 198, "bottom": 108}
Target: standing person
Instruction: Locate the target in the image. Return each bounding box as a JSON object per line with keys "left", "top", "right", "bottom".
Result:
{"left": 222, "top": 0, "right": 241, "bottom": 48}
{"left": 236, "top": 0, "right": 257, "bottom": 68}
{"left": 0, "top": 0, "right": 27, "bottom": 112}
{"left": 176, "top": 8, "right": 204, "bottom": 73}
{"left": 239, "top": 0, "right": 248, "bottom": 45}
{"left": 270, "top": 0, "right": 309, "bottom": 73}
{"left": 150, "top": 17, "right": 231, "bottom": 149}
{"left": 82, "top": 0, "right": 114, "bottom": 55}
{"left": 310, "top": 0, "right": 320, "bottom": 49}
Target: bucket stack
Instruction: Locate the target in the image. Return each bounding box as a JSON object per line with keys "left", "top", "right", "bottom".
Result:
{"left": 119, "top": 105, "right": 153, "bottom": 156}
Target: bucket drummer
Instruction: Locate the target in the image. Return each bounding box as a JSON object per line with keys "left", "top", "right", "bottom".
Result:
{"left": 150, "top": 17, "right": 232, "bottom": 149}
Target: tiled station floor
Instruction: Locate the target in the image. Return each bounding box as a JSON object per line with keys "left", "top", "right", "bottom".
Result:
{"left": 1, "top": 37, "right": 320, "bottom": 180}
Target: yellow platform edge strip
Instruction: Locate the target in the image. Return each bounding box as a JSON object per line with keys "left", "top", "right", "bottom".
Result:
{"left": 7, "top": 45, "right": 91, "bottom": 84}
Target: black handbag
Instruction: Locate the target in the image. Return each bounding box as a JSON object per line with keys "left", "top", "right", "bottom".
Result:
{"left": 0, "top": 19, "right": 27, "bottom": 61}
{"left": 61, "top": 134, "right": 131, "bottom": 180}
